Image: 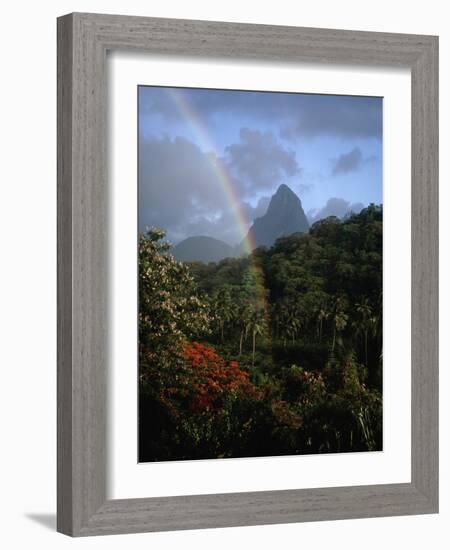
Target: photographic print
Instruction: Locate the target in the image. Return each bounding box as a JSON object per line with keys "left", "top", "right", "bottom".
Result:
{"left": 138, "top": 86, "right": 383, "bottom": 462}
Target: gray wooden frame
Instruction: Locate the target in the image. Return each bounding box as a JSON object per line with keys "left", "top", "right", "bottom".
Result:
{"left": 57, "top": 12, "right": 438, "bottom": 537}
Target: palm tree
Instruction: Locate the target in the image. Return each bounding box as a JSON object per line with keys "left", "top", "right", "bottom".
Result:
{"left": 277, "top": 300, "right": 302, "bottom": 346}
{"left": 317, "top": 307, "right": 330, "bottom": 342}
{"left": 247, "top": 307, "right": 266, "bottom": 366}
{"left": 213, "top": 287, "right": 233, "bottom": 342}
{"left": 287, "top": 309, "right": 302, "bottom": 344}
{"left": 332, "top": 311, "right": 348, "bottom": 351}
{"left": 237, "top": 301, "right": 251, "bottom": 356}
{"left": 331, "top": 298, "right": 348, "bottom": 351}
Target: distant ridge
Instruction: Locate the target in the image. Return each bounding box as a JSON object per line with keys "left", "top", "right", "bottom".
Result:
{"left": 172, "top": 184, "right": 309, "bottom": 263}
{"left": 172, "top": 236, "right": 235, "bottom": 263}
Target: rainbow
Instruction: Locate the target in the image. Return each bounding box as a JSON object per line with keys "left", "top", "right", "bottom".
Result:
{"left": 165, "top": 88, "right": 270, "bottom": 333}
{"left": 167, "top": 88, "right": 256, "bottom": 255}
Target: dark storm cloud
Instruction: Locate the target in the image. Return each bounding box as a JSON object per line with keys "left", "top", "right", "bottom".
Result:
{"left": 224, "top": 128, "right": 300, "bottom": 191}
{"left": 139, "top": 136, "right": 229, "bottom": 238}
{"left": 331, "top": 147, "right": 363, "bottom": 176}
{"left": 139, "top": 87, "right": 382, "bottom": 141}
{"left": 139, "top": 87, "right": 292, "bottom": 121}
{"left": 330, "top": 147, "right": 379, "bottom": 177}
{"left": 139, "top": 134, "right": 276, "bottom": 245}
{"left": 308, "top": 198, "right": 365, "bottom": 223}
{"left": 281, "top": 96, "right": 382, "bottom": 141}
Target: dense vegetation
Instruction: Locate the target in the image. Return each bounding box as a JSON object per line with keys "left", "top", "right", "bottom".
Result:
{"left": 139, "top": 205, "right": 383, "bottom": 462}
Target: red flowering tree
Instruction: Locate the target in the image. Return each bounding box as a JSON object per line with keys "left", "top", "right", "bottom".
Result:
{"left": 182, "top": 342, "right": 258, "bottom": 412}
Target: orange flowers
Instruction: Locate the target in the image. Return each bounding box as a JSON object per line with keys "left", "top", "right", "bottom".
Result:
{"left": 183, "top": 342, "right": 257, "bottom": 412}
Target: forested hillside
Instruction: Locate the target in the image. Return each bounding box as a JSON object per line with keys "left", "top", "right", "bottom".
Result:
{"left": 139, "top": 205, "right": 383, "bottom": 462}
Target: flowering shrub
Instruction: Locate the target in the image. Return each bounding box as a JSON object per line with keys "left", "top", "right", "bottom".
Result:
{"left": 183, "top": 342, "right": 258, "bottom": 412}
{"left": 139, "top": 228, "right": 211, "bottom": 384}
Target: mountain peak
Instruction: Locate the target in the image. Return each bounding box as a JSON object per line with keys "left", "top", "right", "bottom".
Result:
{"left": 275, "top": 183, "right": 294, "bottom": 195}
{"left": 244, "top": 184, "right": 309, "bottom": 250}
{"left": 266, "top": 184, "right": 304, "bottom": 217}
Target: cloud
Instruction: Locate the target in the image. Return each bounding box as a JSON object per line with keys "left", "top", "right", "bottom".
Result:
{"left": 281, "top": 96, "right": 382, "bottom": 141}
{"left": 182, "top": 209, "right": 241, "bottom": 245}
{"left": 139, "top": 134, "right": 278, "bottom": 245}
{"left": 253, "top": 196, "right": 271, "bottom": 217}
{"left": 309, "top": 198, "right": 365, "bottom": 223}
{"left": 330, "top": 147, "right": 379, "bottom": 177}
{"left": 139, "top": 87, "right": 382, "bottom": 141}
{"left": 224, "top": 128, "right": 300, "bottom": 192}
{"left": 139, "top": 136, "right": 233, "bottom": 240}
{"left": 297, "top": 183, "right": 314, "bottom": 195}
{"left": 331, "top": 147, "right": 363, "bottom": 176}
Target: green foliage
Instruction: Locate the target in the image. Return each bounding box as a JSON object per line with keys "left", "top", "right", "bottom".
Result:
{"left": 139, "top": 207, "right": 383, "bottom": 461}
{"left": 139, "top": 228, "right": 210, "bottom": 371}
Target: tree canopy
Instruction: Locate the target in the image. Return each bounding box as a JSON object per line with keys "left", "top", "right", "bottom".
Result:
{"left": 139, "top": 205, "right": 383, "bottom": 461}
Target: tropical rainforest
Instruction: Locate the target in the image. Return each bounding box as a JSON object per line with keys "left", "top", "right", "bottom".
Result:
{"left": 139, "top": 205, "right": 383, "bottom": 462}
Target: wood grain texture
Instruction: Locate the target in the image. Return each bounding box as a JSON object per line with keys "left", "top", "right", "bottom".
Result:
{"left": 410, "top": 36, "right": 439, "bottom": 506}
{"left": 57, "top": 13, "right": 74, "bottom": 535}
{"left": 80, "top": 483, "right": 434, "bottom": 536}
{"left": 57, "top": 12, "right": 439, "bottom": 536}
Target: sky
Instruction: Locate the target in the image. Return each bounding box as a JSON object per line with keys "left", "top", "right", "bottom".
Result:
{"left": 138, "top": 86, "right": 382, "bottom": 246}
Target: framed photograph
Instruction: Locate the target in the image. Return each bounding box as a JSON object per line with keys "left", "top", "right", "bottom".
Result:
{"left": 57, "top": 13, "right": 438, "bottom": 536}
